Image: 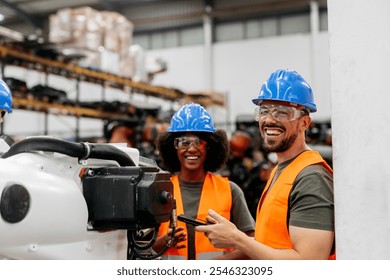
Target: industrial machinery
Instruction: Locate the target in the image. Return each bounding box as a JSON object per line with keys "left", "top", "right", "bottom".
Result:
{"left": 0, "top": 136, "right": 175, "bottom": 259}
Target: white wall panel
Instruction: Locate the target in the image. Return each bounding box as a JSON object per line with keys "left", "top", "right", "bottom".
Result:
{"left": 328, "top": 0, "right": 390, "bottom": 259}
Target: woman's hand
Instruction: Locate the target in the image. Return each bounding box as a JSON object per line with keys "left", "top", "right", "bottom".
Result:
{"left": 165, "top": 226, "right": 187, "bottom": 249}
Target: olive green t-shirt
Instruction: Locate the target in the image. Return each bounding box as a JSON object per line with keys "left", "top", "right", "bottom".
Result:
{"left": 272, "top": 156, "right": 334, "bottom": 231}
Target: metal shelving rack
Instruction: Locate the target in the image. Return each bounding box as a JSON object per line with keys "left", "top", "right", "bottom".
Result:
{"left": 0, "top": 43, "right": 225, "bottom": 139}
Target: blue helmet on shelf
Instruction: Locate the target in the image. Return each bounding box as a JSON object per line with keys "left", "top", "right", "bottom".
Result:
{"left": 0, "top": 79, "right": 12, "bottom": 113}
{"left": 252, "top": 69, "right": 317, "bottom": 112}
{"left": 168, "top": 103, "right": 216, "bottom": 133}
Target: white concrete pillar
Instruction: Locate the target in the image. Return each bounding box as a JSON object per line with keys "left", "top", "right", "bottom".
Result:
{"left": 328, "top": 0, "right": 390, "bottom": 259}
{"left": 203, "top": 8, "right": 213, "bottom": 90}
{"left": 310, "top": 1, "right": 320, "bottom": 93}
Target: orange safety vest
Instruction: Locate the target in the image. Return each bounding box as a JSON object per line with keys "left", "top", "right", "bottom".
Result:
{"left": 158, "top": 173, "right": 232, "bottom": 260}
{"left": 255, "top": 150, "right": 336, "bottom": 259}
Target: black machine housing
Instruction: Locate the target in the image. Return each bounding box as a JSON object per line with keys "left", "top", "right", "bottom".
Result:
{"left": 83, "top": 165, "right": 174, "bottom": 230}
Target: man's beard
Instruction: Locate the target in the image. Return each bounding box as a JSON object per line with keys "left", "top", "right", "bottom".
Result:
{"left": 261, "top": 131, "right": 298, "bottom": 153}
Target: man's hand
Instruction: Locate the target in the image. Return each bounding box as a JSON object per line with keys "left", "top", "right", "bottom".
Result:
{"left": 195, "top": 209, "right": 244, "bottom": 248}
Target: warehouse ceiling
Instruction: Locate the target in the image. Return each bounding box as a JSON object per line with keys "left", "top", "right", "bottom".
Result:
{"left": 0, "top": 0, "right": 327, "bottom": 37}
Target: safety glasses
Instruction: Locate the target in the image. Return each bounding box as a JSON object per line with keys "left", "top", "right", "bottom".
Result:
{"left": 174, "top": 136, "right": 207, "bottom": 150}
{"left": 254, "top": 104, "right": 305, "bottom": 122}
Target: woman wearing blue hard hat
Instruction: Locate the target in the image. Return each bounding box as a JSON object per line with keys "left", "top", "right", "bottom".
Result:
{"left": 0, "top": 80, "right": 13, "bottom": 124}
{"left": 153, "top": 103, "right": 255, "bottom": 260}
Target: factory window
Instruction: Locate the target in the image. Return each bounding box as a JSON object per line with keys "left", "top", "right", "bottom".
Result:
{"left": 280, "top": 14, "right": 310, "bottom": 35}
{"left": 215, "top": 22, "right": 245, "bottom": 42}
{"left": 180, "top": 27, "right": 203, "bottom": 46}
{"left": 320, "top": 10, "right": 328, "bottom": 31}
{"left": 165, "top": 30, "right": 180, "bottom": 48}
{"left": 133, "top": 11, "right": 326, "bottom": 50}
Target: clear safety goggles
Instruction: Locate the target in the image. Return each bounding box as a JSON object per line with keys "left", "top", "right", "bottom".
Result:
{"left": 254, "top": 104, "right": 305, "bottom": 122}
{"left": 174, "top": 136, "right": 207, "bottom": 150}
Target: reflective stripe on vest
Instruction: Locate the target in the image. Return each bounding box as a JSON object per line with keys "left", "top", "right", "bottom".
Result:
{"left": 161, "top": 251, "right": 223, "bottom": 260}
{"left": 161, "top": 255, "right": 186, "bottom": 260}
{"left": 158, "top": 173, "right": 232, "bottom": 260}
{"left": 255, "top": 151, "right": 334, "bottom": 255}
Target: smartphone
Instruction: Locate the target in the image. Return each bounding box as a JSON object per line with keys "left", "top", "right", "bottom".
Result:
{"left": 177, "top": 214, "right": 209, "bottom": 226}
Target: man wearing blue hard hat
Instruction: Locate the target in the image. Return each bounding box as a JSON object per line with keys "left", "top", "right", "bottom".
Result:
{"left": 197, "top": 69, "right": 335, "bottom": 260}
{"left": 153, "top": 103, "right": 255, "bottom": 260}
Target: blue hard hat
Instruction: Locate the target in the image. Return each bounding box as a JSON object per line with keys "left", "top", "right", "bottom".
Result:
{"left": 168, "top": 103, "right": 216, "bottom": 133}
{"left": 0, "top": 80, "right": 12, "bottom": 113}
{"left": 252, "top": 69, "right": 317, "bottom": 112}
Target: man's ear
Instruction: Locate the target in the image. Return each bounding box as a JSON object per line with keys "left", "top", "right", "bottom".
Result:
{"left": 300, "top": 115, "right": 311, "bottom": 132}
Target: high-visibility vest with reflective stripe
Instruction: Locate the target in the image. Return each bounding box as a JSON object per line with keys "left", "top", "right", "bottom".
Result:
{"left": 158, "top": 173, "right": 232, "bottom": 260}
{"left": 255, "top": 150, "right": 335, "bottom": 259}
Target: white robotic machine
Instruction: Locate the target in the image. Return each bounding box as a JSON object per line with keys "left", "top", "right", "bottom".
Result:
{"left": 0, "top": 136, "right": 175, "bottom": 260}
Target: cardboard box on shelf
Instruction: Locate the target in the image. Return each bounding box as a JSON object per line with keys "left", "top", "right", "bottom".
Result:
{"left": 49, "top": 7, "right": 134, "bottom": 54}
{"left": 48, "top": 6, "right": 135, "bottom": 77}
